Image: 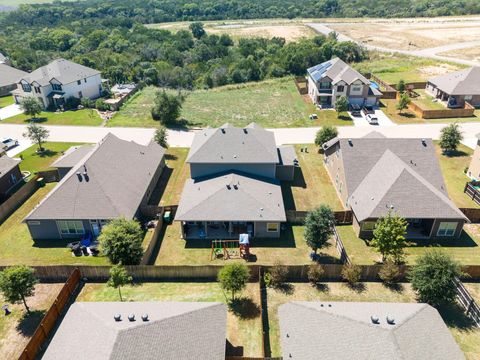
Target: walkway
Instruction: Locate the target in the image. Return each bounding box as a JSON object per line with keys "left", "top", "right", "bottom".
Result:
{"left": 0, "top": 104, "right": 23, "bottom": 121}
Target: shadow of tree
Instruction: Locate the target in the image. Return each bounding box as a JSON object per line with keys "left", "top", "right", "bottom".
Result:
{"left": 382, "top": 282, "right": 405, "bottom": 293}
{"left": 228, "top": 297, "right": 261, "bottom": 320}
{"left": 438, "top": 303, "right": 476, "bottom": 331}
{"left": 25, "top": 117, "right": 48, "bottom": 123}
{"left": 313, "top": 283, "right": 330, "bottom": 293}
{"left": 271, "top": 282, "right": 295, "bottom": 295}
{"left": 16, "top": 309, "right": 46, "bottom": 337}
{"left": 345, "top": 282, "right": 366, "bottom": 293}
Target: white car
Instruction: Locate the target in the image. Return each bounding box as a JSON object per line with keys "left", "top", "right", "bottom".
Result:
{"left": 366, "top": 114, "right": 379, "bottom": 125}
{"left": 1, "top": 138, "right": 19, "bottom": 151}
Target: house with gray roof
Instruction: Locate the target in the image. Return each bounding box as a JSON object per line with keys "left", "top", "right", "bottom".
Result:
{"left": 42, "top": 301, "right": 227, "bottom": 360}
{"left": 51, "top": 144, "right": 96, "bottom": 179}
{"left": 24, "top": 133, "right": 165, "bottom": 240}
{"left": 426, "top": 66, "right": 480, "bottom": 108}
{"left": 0, "top": 155, "right": 22, "bottom": 202}
{"left": 12, "top": 58, "right": 102, "bottom": 110}
{"left": 307, "top": 57, "right": 382, "bottom": 108}
{"left": 323, "top": 132, "right": 467, "bottom": 239}
{"left": 176, "top": 123, "right": 294, "bottom": 239}
{"left": 279, "top": 301, "right": 465, "bottom": 360}
{"left": 0, "top": 63, "right": 27, "bottom": 97}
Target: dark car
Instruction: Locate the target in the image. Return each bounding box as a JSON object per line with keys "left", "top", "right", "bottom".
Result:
{"left": 362, "top": 105, "right": 375, "bottom": 116}
{"left": 350, "top": 104, "right": 362, "bottom": 117}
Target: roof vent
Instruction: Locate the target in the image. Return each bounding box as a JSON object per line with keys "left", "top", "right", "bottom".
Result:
{"left": 386, "top": 316, "right": 395, "bottom": 325}
{"left": 114, "top": 314, "right": 122, "bottom": 322}
{"left": 226, "top": 184, "right": 231, "bottom": 190}
{"left": 233, "top": 155, "right": 237, "bottom": 158}
{"left": 371, "top": 315, "right": 380, "bottom": 324}
{"left": 221, "top": 128, "right": 226, "bottom": 134}
{"left": 243, "top": 128, "right": 248, "bottom": 134}
{"left": 421, "top": 138, "right": 427, "bottom": 146}
{"left": 76, "top": 172, "right": 82, "bottom": 181}
{"left": 233, "top": 184, "right": 238, "bottom": 190}
{"left": 348, "top": 139, "right": 353, "bottom": 146}
{"left": 128, "top": 314, "right": 135, "bottom": 322}
{"left": 83, "top": 165, "right": 87, "bottom": 173}
{"left": 141, "top": 314, "right": 149, "bottom": 322}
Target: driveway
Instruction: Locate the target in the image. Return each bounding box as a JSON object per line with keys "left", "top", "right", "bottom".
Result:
{"left": 0, "top": 104, "right": 23, "bottom": 121}
{"left": 349, "top": 109, "right": 395, "bottom": 127}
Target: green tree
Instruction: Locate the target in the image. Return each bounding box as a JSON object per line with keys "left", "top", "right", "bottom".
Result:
{"left": 23, "top": 123, "right": 49, "bottom": 152}
{"left": 409, "top": 251, "right": 462, "bottom": 306}
{"left": 107, "top": 264, "right": 132, "bottom": 302}
{"left": 189, "top": 22, "right": 206, "bottom": 39}
{"left": 218, "top": 263, "right": 249, "bottom": 301}
{"left": 20, "top": 97, "right": 42, "bottom": 120}
{"left": 334, "top": 95, "right": 348, "bottom": 118}
{"left": 341, "top": 263, "right": 361, "bottom": 285}
{"left": 315, "top": 125, "right": 338, "bottom": 148}
{"left": 378, "top": 259, "right": 401, "bottom": 286}
{"left": 99, "top": 218, "right": 144, "bottom": 265}
{"left": 154, "top": 127, "right": 168, "bottom": 148}
{"left": 151, "top": 91, "right": 184, "bottom": 125}
{"left": 396, "top": 92, "right": 411, "bottom": 114}
{"left": 307, "top": 263, "right": 324, "bottom": 285}
{"left": 439, "top": 122, "right": 463, "bottom": 154}
{"left": 304, "top": 205, "right": 335, "bottom": 253}
{"left": 397, "top": 79, "right": 406, "bottom": 93}
{"left": 371, "top": 211, "right": 407, "bottom": 263}
{"left": 0, "top": 266, "right": 37, "bottom": 314}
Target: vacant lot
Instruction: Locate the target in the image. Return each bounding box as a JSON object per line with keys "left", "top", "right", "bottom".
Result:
{"left": 109, "top": 79, "right": 352, "bottom": 128}
{"left": 78, "top": 282, "right": 263, "bottom": 357}
{"left": 3, "top": 108, "right": 102, "bottom": 126}
{"left": 440, "top": 46, "right": 480, "bottom": 62}
{"left": 266, "top": 281, "right": 480, "bottom": 359}
{"left": 0, "top": 283, "right": 62, "bottom": 359}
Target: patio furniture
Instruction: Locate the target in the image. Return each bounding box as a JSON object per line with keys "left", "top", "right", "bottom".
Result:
{"left": 163, "top": 211, "right": 171, "bottom": 224}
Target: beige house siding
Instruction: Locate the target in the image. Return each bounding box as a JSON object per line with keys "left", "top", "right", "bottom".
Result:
{"left": 323, "top": 143, "right": 349, "bottom": 206}
{"left": 467, "top": 140, "right": 480, "bottom": 180}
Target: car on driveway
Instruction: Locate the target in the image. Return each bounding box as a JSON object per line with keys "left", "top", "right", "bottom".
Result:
{"left": 362, "top": 105, "right": 375, "bottom": 116}
{"left": 1, "top": 138, "right": 19, "bottom": 151}
{"left": 366, "top": 114, "right": 379, "bottom": 125}
{"left": 350, "top": 104, "right": 362, "bottom": 117}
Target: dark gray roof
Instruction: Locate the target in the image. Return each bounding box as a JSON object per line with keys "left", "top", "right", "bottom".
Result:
{"left": 429, "top": 67, "right": 480, "bottom": 95}
{"left": 187, "top": 122, "right": 279, "bottom": 164}
{"left": 42, "top": 302, "right": 227, "bottom": 360}
{"left": 51, "top": 144, "right": 95, "bottom": 168}
{"left": 307, "top": 57, "right": 369, "bottom": 85}
{"left": 279, "top": 301, "right": 465, "bottom": 360}
{"left": 0, "top": 156, "right": 20, "bottom": 178}
{"left": 0, "top": 63, "right": 27, "bottom": 87}
{"left": 278, "top": 145, "right": 297, "bottom": 166}
{"left": 20, "top": 58, "right": 100, "bottom": 86}
{"left": 25, "top": 133, "right": 165, "bottom": 220}
{"left": 175, "top": 172, "right": 286, "bottom": 222}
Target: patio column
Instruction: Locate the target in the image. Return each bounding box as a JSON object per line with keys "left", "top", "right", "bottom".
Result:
{"left": 228, "top": 222, "right": 232, "bottom": 235}
{"left": 204, "top": 222, "right": 208, "bottom": 237}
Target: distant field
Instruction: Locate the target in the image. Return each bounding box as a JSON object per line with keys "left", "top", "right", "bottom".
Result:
{"left": 0, "top": 0, "right": 77, "bottom": 6}
{"left": 440, "top": 46, "right": 480, "bottom": 62}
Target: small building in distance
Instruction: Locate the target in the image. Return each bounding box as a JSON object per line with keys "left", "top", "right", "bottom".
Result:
{"left": 0, "top": 155, "right": 22, "bottom": 202}
{"left": 0, "top": 63, "right": 27, "bottom": 97}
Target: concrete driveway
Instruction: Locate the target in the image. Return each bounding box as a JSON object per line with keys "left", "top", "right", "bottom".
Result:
{"left": 0, "top": 104, "right": 23, "bottom": 121}
{"left": 350, "top": 109, "right": 395, "bottom": 127}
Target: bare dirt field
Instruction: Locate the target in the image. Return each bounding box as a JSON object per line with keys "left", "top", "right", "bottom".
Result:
{"left": 439, "top": 46, "right": 480, "bottom": 62}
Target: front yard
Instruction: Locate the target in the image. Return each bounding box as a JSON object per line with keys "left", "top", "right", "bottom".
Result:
{"left": 3, "top": 108, "right": 102, "bottom": 126}
{"left": 77, "top": 282, "right": 263, "bottom": 358}
{"left": 0, "top": 95, "right": 14, "bottom": 108}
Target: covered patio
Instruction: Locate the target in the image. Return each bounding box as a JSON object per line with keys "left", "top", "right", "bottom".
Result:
{"left": 406, "top": 218, "right": 434, "bottom": 240}
{"left": 181, "top": 221, "right": 254, "bottom": 240}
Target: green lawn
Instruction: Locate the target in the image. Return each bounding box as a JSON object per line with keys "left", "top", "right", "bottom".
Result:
{"left": 266, "top": 282, "right": 479, "bottom": 359}
{"left": 77, "top": 282, "right": 263, "bottom": 357}
{"left": 109, "top": 78, "right": 352, "bottom": 128}
{"left": 0, "top": 183, "right": 108, "bottom": 265}
{"left": 3, "top": 108, "right": 102, "bottom": 126}
{"left": 411, "top": 89, "right": 446, "bottom": 110}
{"left": 0, "top": 95, "right": 14, "bottom": 108}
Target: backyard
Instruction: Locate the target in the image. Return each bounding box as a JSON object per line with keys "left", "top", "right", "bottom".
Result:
{"left": 108, "top": 78, "right": 352, "bottom": 128}
{"left": 411, "top": 88, "right": 446, "bottom": 110}
{"left": 2, "top": 108, "right": 102, "bottom": 126}
{"left": 77, "top": 282, "right": 263, "bottom": 358}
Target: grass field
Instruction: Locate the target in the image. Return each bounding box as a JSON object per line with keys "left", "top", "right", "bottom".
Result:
{"left": 412, "top": 89, "right": 446, "bottom": 110}
{"left": 109, "top": 79, "right": 352, "bottom": 128}
{"left": 77, "top": 282, "right": 263, "bottom": 357}
{"left": 266, "top": 281, "right": 480, "bottom": 359}
{"left": 0, "top": 96, "right": 14, "bottom": 108}
{"left": 3, "top": 108, "right": 102, "bottom": 126}
{"left": 440, "top": 46, "right": 480, "bottom": 62}
{"left": 0, "top": 0, "right": 76, "bottom": 6}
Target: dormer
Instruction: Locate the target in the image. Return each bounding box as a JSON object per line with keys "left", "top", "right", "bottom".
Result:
{"left": 50, "top": 78, "right": 63, "bottom": 92}
{"left": 19, "top": 79, "right": 32, "bottom": 92}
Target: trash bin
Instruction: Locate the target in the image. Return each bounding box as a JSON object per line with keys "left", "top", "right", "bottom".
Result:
{"left": 36, "top": 177, "right": 45, "bottom": 187}
{"left": 163, "top": 211, "right": 171, "bottom": 224}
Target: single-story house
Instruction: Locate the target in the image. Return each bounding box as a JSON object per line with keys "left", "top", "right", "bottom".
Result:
{"left": 323, "top": 132, "right": 467, "bottom": 239}
{"left": 426, "top": 66, "right": 480, "bottom": 108}
{"left": 42, "top": 302, "right": 227, "bottom": 360}
{"left": 0, "top": 63, "right": 27, "bottom": 97}
{"left": 279, "top": 301, "right": 465, "bottom": 360}
{"left": 0, "top": 155, "right": 22, "bottom": 201}
{"left": 307, "top": 57, "right": 382, "bottom": 108}
{"left": 51, "top": 144, "right": 96, "bottom": 179}
{"left": 24, "top": 133, "right": 165, "bottom": 240}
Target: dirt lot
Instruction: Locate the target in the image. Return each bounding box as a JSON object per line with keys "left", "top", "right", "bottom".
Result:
{"left": 440, "top": 46, "right": 480, "bottom": 62}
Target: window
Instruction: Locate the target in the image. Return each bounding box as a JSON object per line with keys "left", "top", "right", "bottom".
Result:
{"left": 337, "top": 85, "right": 345, "bottom": 92}
{"left": 34, "top": 86, "right": 41, "bottom": 94}
{"left": 52, "top": 83, "right": 62, "bottom": 91}
{"left": 10, "top": 173, "right": 17, "bottom": 184}
{"left": 21, "top": 83, "right": 31, "bottom": 92}
{"left": 267, "top": 223, "right": 279, "bottom": 232}
{"left": 58, "top": 220, "right": 85, "bottom": 235}
{"left": 320, "top": 82, "right": 331, "bottom": 89}
{"left": 437, "top": 222, "right": 457, "bottom": 237}
{"left": 84, "top": 78, "right": 87, "bottom": 83}
{"left": 465, "top": 95, "right": 473, "bottom": 101}
{"left": 78, "top": 91, "right": 83, "bottom": 98}
{"left": 352, "top": 86, "right": 362, "bottom": 92}
{"left": 28, "top": 221, "right": 40, "bottom": 225}
{"left": 362, "top": 221, "right": 376, "bottom": 231}
{"left": 77, "top": 80, "right": 81, "bottom": 85}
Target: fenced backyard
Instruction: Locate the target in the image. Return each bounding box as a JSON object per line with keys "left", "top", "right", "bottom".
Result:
{"left": 464, "top": 182, "right": 480, "bottom": 207}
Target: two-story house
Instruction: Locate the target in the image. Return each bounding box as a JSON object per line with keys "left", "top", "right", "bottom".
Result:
{"left": 307, "top": 58, "right": 382, "bottom": 108}
{"left": 175, "top": 123, "right": 297, "bottom": 240}
{"left": 12, "top": 59, "right": 102, "bottom": 110}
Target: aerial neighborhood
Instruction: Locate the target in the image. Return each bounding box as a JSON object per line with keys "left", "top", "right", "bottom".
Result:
{"left": 1, "top": 2, "right": 480, "bottom": 360}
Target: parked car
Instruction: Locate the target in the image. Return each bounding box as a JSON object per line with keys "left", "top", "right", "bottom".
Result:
{"left": 366, "top": 114, "right": 379, "bottom": 125}
{"left": 350, "top": 104, "right": 362, "bottom": 117}
{"left": 362, "top": 105, "right": 375, "bottom": 116}
{"left": 1, "top": 138, "right": 19, "bottom": 151}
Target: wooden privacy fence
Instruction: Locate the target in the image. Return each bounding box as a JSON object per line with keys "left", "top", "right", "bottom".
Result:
{"left": 460, "top": 207, "right": 480, "bottom": 223}
{"left": 286, "top": 210, "right": 352, "bottom": 225}
{"left": 293, "top": 76, "right": 308, "bottom": 95}
{"left": 140, "top": 204, "right": 178, "bottom": 219}
{"left": 454, "top": 277, "right": 480, "bottom": 327}
{"left": 408, "top": 101, "right": 475, "bottom": 119}
{"left": 332, "top": 226, "right": 351, "bottom": 265}
{"left": 19, "top": 268, "right": 81, "bottom": 360}
{"left": 0, "top": 175, "right": 40, "bottom": 225}
{"left": 464, "top": 182, "right": 480, "bottom": 208}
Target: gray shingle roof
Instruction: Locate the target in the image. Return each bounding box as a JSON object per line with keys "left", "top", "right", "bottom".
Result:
{"left": 429, "top": 67, "right": 480, "bottom": 95}
{"left": 25, "top": 133, "right": 165, "bottom": 220}
{"left": 42, "top": 302, "right": 227, "bottom": 360}
{"left": 0, "top": 52, "right": 6, "bottom": 63}
{"left": 20, "top": 58, "right": 100, "bottom": 86}
{"left": 51, "top": 144, "right": 96, "bottom": 168}
{"left": 279, "top": 301, "right": 465, "bottom": 360}
{"left": 175, "top": 172, "right": 286, "bottom": 222}
{"left": 0, "top": 63, "right": 27, "bottom": 87}
{"left": 307, "top": 57, "right": 370, "bottom": 85}
{"left": 187, "top": 122, "right": 279, "bottom": 164}
{"left": 278, "top": 145, "right": 297, "bottom": 166}
{"left": 0, "top": 156, "right": 20, "bottom": 178}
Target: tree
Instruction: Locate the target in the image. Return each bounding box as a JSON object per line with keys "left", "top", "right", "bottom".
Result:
{"left": 440, "top": 122, "right": 463, "bottom": 154}
{"left": 154, "top": 127, "right": 168, "bottom": 148}
{"left": 304, "top": 205, "right": 335, "bottom": 253}
{"left": 307, "top": 263, "right": 324, "bottom": 285}
{"left": 335, "top": 95, "right": 348, "bottom": 118}
{"left": 264, "top": 261, "right": 288, "bottom": 288}
{"left": 371, "top": 211, "right": 407, "bottom": 263}
{"left": 99, "top": 218, "right": 144, "bottom": 265}
{"left": 378, "top": 260, "right": 401, "bottom": 286}
{"left": 341, "top": 263, "right": 361, "bottom": 285}
{"left": 218, "top": 263, "right": 249, "bottom": 301}
{"left": 397, "top": 79, "right": 406, "bottom": 93}
{"left": 151, "top": 91, "right": 184, "bottom": 125}
{"left": 396, "top": 92, "right": 410, "bottom": 114}
{"left": 23, "top": 123, "right": 49, "bottom": 152}
{"left": 0, "top": 266, "right": 37, "bottom": 314}
{"left": 315, "top": 125, "right": 338, "bottom": 148}
{"left": 20, "top": 97, "right": 42, "bottom": 120}
{"left": 409, "top": 251, "right": 462, "bottom": 306}
{"left": 107, "top": 264, "right": 132, "bottom": 302}
{"left": 189, "top": 22, "right": 206, "bottom": 39}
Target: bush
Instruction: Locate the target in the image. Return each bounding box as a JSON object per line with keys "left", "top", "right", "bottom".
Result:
{"left": 64, "top": 96, "right": 81, "bottom": 110}
{"left": 307, "top": 263, "right": 324, "bottom": 285}
{"left": 81, "top": 97, "right": 94, "bottom": 108}
{"left": 341, "top": 263, "right": 361, "bottom": 285}
{"left": 315, "top": 126, "right": 338, "bottom": 148}
{"left": 265, "top": 261, "right": 288, "bottom": 287}
{"left": 95, "top": 98, "right": 110, "bottom": 111}
{"left": 378, "top": 260, "right": 401, "bottom": 286}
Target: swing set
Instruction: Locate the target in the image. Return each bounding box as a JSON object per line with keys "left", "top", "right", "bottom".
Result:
{"left": 211, "top": 240, "right": 240, "bottom": 260}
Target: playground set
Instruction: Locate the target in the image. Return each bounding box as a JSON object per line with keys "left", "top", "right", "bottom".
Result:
{"left": 210, "top": 233, "right": 251, "bottom": 260}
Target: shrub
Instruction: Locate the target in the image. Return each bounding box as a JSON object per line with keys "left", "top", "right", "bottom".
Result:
{"left": 341, "top": 263, "right": 361, "bottom": 285}
{"left": 95, "top": 98, "right": 110, "bottom": 111}
{"left": 315, "top": 125, "right": 338, "bottom": 148}
{"left": 307, "top": 263, "right": 324, "bottom": 285}
{"left": 218, "top": 263, "right": 249, "bottom": 301}
{"left": 378, "top": 260, "right": 401, "bottom": 286}
{"left": 64, "top": 96, "right": 81, "bottom": 110}
{"left": 440, "top": 122, "right": 463, "bottom": 154}
{"left": 81, "top": 97, "right": 94, "bottom": 108}
{"left": 265, "top": 262, "right": 288, "bottom": 287}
